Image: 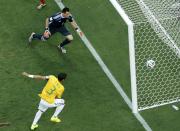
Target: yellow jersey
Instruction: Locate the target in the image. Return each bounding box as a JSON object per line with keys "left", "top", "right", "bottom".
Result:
{"left": 39, "top": 75, "right": 64, "bottom": 104}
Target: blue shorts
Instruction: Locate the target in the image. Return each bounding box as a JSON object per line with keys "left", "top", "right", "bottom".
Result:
{"left": 49, "top": 26, "right": 71, "bottom": 36}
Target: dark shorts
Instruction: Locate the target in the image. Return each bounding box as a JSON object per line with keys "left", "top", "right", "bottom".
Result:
{"left": 49, "top": 26, "right": 71, "bottom": 36}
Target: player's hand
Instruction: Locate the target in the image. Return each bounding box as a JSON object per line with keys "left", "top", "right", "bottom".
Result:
{"left": 43, "top": 30, "right": 51, "bottom": 38}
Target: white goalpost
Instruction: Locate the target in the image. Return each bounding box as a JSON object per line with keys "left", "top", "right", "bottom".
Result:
{"left": 110, "top": 0, "right": 180, "bottom": 113}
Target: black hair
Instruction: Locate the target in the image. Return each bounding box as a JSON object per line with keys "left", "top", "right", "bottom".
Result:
{"left": 58, "top": 73, "right": 67, "bottom": 81}
{"left": 62, "top": 7, "right": 70, "bottom": 13}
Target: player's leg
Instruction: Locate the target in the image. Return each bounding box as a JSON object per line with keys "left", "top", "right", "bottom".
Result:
{"left": 28, "top": 32, "right": 36, "bottom": 43}
{"left": 28, "top": 32, "right": 48, "bottom": 44}
{"left": 31, "top": 110, "right": 43, "bottom": 130}
{"left": 50, "top": 99, "right": 65, "bottom": 123}
{"left": 37, "top": 0, "right": 46, "bottom": 10}
{"left": 60, "top": 35, "right": 73, "bottom": 47}
{"left": 40, "top": 0, "right": 45, "bottom": 4}
{"left": 30, "top": 99, "right": 48, "bottom": 130}
{"left": 28, "top": 32, "right": 46, "bottom": 43}
{"left": 58, "top": 26, "right": 73, "bottom": 53}
{"left": 28, "top": 27, "right": 55, "bottom": 44}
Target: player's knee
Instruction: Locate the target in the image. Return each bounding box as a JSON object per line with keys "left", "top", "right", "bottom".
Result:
{"left": 67, "top": 35, "right": 73, "bottom": 41}
{"left": 61, "top": 99, "right": 65, "bottom": 104}
{"left": 57, "top": 99, "right": 65, "bottom": 105}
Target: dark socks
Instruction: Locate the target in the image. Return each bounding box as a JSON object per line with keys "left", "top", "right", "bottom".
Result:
{"left": 33, "top": 34, "right": 43, "bottom": 40}
{"left": 60, "top": 39, "right": 71, "bottom": 47}
{"left": 33, "top": 33, "right": 49, "bottom": 41}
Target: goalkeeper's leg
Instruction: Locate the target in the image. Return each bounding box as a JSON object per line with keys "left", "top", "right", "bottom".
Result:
{"left": 28, "top": 30, "right": 54, "bottom": 43}
{"left": 33, "top": 33, "right": 48, "bottom": 41}
{"left": 59, "top": 26, "right": 73, "bottom": 48}
{"left": 28, "top": 32, "right": 47, "bottom": 43}
{"left": 28, "top": 27, "right": 56, "bottom": 43}
{"left": 58, "top": 26, "right": 73, "bottom": 53}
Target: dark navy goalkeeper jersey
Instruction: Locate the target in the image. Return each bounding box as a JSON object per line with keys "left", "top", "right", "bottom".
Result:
{"left": 48, "top": 12, "right": 73, "bottom": 28}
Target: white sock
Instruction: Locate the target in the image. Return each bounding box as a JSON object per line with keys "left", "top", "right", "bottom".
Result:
{"left": 32, "top": 110, "right": 43, "bottom": 125}
{"left": 52, "top": 104, "right": 65, "bottom": 117}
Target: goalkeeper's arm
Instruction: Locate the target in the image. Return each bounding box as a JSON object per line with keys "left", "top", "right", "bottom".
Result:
{"left": 44, "top": 18, "right": 51, "bottom": 36}
{"left": 70, "top": 21, "right": 83, "bottom": 36}
{"left": 22, "top": 72, "right": 49, "bottom": 80}
{"left": 45, "top": 18, "right": 49, "bottom": 30}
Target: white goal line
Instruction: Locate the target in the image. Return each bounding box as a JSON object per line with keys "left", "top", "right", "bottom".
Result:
{"left": 54, "top": 0, "right": 152, "bottom": 131}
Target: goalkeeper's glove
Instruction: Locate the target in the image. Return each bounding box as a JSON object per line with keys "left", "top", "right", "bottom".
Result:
{"left": 43, "top": 27, "right": 51, "bottom": 38}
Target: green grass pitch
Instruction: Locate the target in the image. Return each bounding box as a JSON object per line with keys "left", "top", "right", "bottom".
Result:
{"left": 0, "top": 0, "right": 179, "bottom": 131}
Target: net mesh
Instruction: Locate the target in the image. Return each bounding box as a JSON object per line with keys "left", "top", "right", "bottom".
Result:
{"left": 117, "top": 0, "right": 180, "bottom": 110}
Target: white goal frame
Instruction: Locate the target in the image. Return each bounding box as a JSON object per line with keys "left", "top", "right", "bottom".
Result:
{"left": 110, "top": 0, "right": 180, "bottom": 113}
{"left": 109, "top": 0, "right": 138, "bottom": 113}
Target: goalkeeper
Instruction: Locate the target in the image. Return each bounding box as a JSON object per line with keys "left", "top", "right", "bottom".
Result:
{"left": 29, "top": 7, "right": 83, "bottom": 54}
{"left": 22, "top": 72, "right": 67, "bottom": 130}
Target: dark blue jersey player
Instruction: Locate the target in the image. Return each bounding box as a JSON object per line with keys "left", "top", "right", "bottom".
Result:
{"left": 29, "top": 7, "right": 83, "bottom": 54}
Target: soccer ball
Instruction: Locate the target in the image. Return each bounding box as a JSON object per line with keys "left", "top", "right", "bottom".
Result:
{"left": 146, "top": 60, "right": 155, "bottom": 69}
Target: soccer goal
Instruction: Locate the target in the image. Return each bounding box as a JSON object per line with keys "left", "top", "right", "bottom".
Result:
{"left": 110, "top": 0, "right": 180, "bottom": 113}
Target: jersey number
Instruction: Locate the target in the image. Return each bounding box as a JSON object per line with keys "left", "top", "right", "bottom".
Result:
{"left": 47, "top": 86, "right": 56, "bottom": 95}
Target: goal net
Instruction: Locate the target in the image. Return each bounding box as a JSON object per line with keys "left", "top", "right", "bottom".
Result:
{"left": 110, "top": 0, "right": 180, "bottom": 112}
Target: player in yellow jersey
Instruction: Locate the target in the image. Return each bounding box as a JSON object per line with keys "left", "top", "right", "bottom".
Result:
{"left": 22, "top": 72, "right": 67, "bottom": 130}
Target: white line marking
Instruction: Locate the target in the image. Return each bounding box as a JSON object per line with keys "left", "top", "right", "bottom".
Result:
{"left": 54, "top": 0, "right": 152, "bottom": 130}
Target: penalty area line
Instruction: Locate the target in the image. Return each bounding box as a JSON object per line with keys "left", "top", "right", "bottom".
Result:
{"left": 54, "top": 0, "right": 152, "bottom": 131}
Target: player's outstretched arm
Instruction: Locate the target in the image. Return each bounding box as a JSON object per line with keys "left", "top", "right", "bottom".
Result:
{"left": 22, "top": 72, "right": 49, "bottom": 80}
{"left": 70, "top": 21, "right": 83, "bottom": 36}
{"left": 45, "top": 18, "right": 49, "bottom": 29}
